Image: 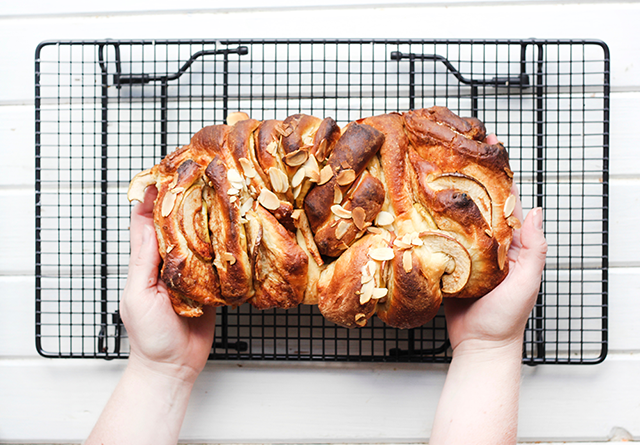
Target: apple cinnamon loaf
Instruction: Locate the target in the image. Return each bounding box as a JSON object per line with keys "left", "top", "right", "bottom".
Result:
{"left": 128, "top": 106, "right": 519, "bottom": 329}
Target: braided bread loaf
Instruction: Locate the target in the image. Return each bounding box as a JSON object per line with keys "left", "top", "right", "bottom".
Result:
{"left": 128, "top": 107, "right": 519, "bottom": 329}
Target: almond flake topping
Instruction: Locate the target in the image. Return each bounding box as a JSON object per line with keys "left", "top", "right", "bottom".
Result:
{"left": 227, "top": 168, "right": 244, "bottom": 186}
{"left": 336, "top": 169, "right": 356, "bottom": 186}
{"left": 161, "top": 191, "right": 177, "bottom": 217}
{"left": 504, "top": 167, "right": 515, "bottom": 178}
{"left": 335, "top": 220, "right": 350, "bottom": 240}
{"left": 355, "top": 313, "right": 367, "bottom": 326}
{"left": 304, "top": 155, "right": 321, "bottom": 182}
{"left": 352, "top": 207, "right": 366, "bottom": 230}
{"left": 268, "top": 167, "right": 289, "bottom": 194}
{"left": 276, "top": 123, "right": 293, "bottom": 137}
{"left": 485, "top": 228, "right": 493, "bottom": 237}
{"left": 410, "top": 233, "right": 424, "bottom": 246}
{"left": 372, "top": 288, "right": 388, "bottom": 300}
{"left": 333, "top": 184, "right": 343, "bottom": 204}
{"left": 283, "top": 149, "right": 309, "bottom": 167}
{"left": 238, "top": 158, "right": 257, "bottom": 178}
{"left": 240, "top": 198, "right": 254, "bottom": 216}
{"left": 227, "top": 187, "right": 240, "bottom": 196}
{"left": 375, "top": 211, "right": 395, "bottom": 226}
{"left": 316, "top": 139, "right": 328, "bottom": 162}
{"left": 292, "top": 209, "right": 303, "bottom": 220}
{"left": 266, "top": 140, "right": 279, "bottom": 156}
{"left": 291, "top": 167, "right": 305, "bottom": 188}
{"left": 504, "top": 194, "right": 516, "bottom": 218}
{"left": 507, "top": 216, "right": 522, "bottom": 229}
{"left": 293, "top": 184, "right": 302, "bottom": 199}
{"left": 402, "top": 250, "right": 413, "bottom": 273}
{"left": 369, "top": 247, "right": 395, "bottom": 262}
{"left": 360, "top": 279, "right": 375, "bottom": 305}
{"left": 319, "top": 165, "right": 333, "bottom": 185}
{"left": 258, "top": 188, "right": 280, "bottom": 211}
{"left": 393, "top": 237, "right": 412, "bottom": 250}
{"left": 331, "top": 204, "right": 352, "bottom": 219}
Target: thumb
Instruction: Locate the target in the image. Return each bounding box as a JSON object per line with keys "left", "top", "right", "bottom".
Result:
{"left": 515, "top": 207, "right": 548, "bottom": 283}
{"left": 127, "top": 223, "right": 161, "bottom": 292}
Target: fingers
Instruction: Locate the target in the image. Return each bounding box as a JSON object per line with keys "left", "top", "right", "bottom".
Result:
{"left": 514, "top": 207, "right": 547, "bottom": 291}
{"left": 130, "top": 186, "right": 158, "bottom": 255}
{"left": 486, "top": 133, "right": 499, "bottom": 145}
{"left": 127, "top": 187, "right": 161, "bottom": 293}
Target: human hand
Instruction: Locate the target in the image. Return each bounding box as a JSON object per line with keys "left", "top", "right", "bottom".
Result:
{"left": 121, "top": 186, "right": 216, "bottom": 384}
{"left": 443, "top": 135, "right": 548, "bottom": 355}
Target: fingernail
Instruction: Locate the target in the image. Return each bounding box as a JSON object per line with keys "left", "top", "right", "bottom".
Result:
{"left": 533, "top": 207, "right": 544, "bottom": 230}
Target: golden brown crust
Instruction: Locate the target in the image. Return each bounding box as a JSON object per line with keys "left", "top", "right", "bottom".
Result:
{"left": 127, "top": 106, "right": 516, "bottom": 328}
{"left": 246, "top": 206, "right": 308, "bottom": 310}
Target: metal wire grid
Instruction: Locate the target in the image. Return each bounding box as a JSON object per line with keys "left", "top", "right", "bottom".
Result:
{"left": 35, "top": 39, "right": 609, "bottom": 364}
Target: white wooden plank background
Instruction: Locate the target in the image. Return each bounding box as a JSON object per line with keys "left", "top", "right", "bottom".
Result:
{"left": 1, "top": 1, "right": 639, "bottom": 443}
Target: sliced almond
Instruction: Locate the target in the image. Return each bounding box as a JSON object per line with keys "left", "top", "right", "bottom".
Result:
{"left": 331, "top": 204, "right": 352, "bottom": 219}
{"left": 352, "top": 207, "right": 366, "bottom": 230}
{"left": 369, "top": 247, "right": 395, "bottom": 262}
{"left": 375, "top": 210, "right": 395, "bottom": 227}
{"left": 335, "top": 220, "right": 350, "bottom": 240}
{"left": 240, "top": 197, "right": 254, "bottom": 216}
{"left": 276, "top": 123, "right": 293, "bottom": 138}
{"left": 283, "top": 149, "right": 309, "bottom": 167}
{"left": 292, "top": 209, "right": 303, "bottom": 220}
{"left": 293, "top": 184, "right": 302, "bottom": 199}
{"left": 266, "top": 140, "right": 279, "bottom": 157}
{"left": 504, "top": 167, "right": 515, "bottom": 178}
{"left": 316, "top": 138, "right": 328, "bottom": 162}
{"left": 402, "top": 250, "right": 413, "bottom": 273}
{"left": 372, "top": 288, "right": 388, "bottom": 300}
{"left": 336, "top": 169, "right": 356, "bottom": 186}
{"left": 355, "top": 313, "right": 367, "bottom": 326}
{"left": 410, "top": 233, "right": 423, "bottom": 246}
{"left": 268, "top": 167, "right": 289, "bottom": 194}
{"left": 229, "top": 195, "right": 238, "bottom": 203}
{"left": 227, "top": 187, "right": 240, "bottom": 196}
{"left": 167, "top": 175, "right": 179, "bottom": 191}
{"left": 365, "top": 260, "right": 377, "bottom": 279}
{"left": 485, "top": 228, "right": 493, "bottom": 237}
{"left": 304, "top": 155, "right": 321, "bottom": 182}
{"left": 319, "top": 165, "right": 333, "bottom": 185}
{"left": 360, "top": 280, "right": 375, "bottom": 305}
{"left": 238, "top": 157, "right": 257, "bottom": 178}
{"left": 291, "top": 167, "right": 305, "bottom": 188}
{"left": 367, "top": 226, "right": 384, "bottom": 235}
{"left": 221, "top": 252, "right": 236, "bottom": 266}
{"left": 507, "top": 215, "right": 522, "bottom": 229}
{"left": 333, "top": 184, "right": 343, "bottom": 204}
{"left": 302, "top": 132, "right": 315, "bottom": 146}
{"left": 227, "top": 168, "right": 244, "bottom": 186}
{"left": 361, "top": 271, "right": 373, "bottom": 285}
{"left": 379, "top": 229, "right": 391, "bottom": 243}
{"left": 258, "top": 188, "right": 280, "bottom": 211}
{"left": 504, "top": 194, "right": 516, "bottom": 218}
{"left": 393, "top": 237, "right": 412, "bottom": 250}
{"left": 161, "top": 191, "right": 177, "bottom": 217}
{"left": 166, "top": 244, "right": 175, "bottom": 254}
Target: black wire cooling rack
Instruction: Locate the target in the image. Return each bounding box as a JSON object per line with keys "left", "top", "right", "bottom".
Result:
{"left": 35, "top": 39, "right": 609, "bottom": 364}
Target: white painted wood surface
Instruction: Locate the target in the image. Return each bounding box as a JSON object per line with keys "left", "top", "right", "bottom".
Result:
{"left": 1, "top": 1, "right": 639, "bottom": 443}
